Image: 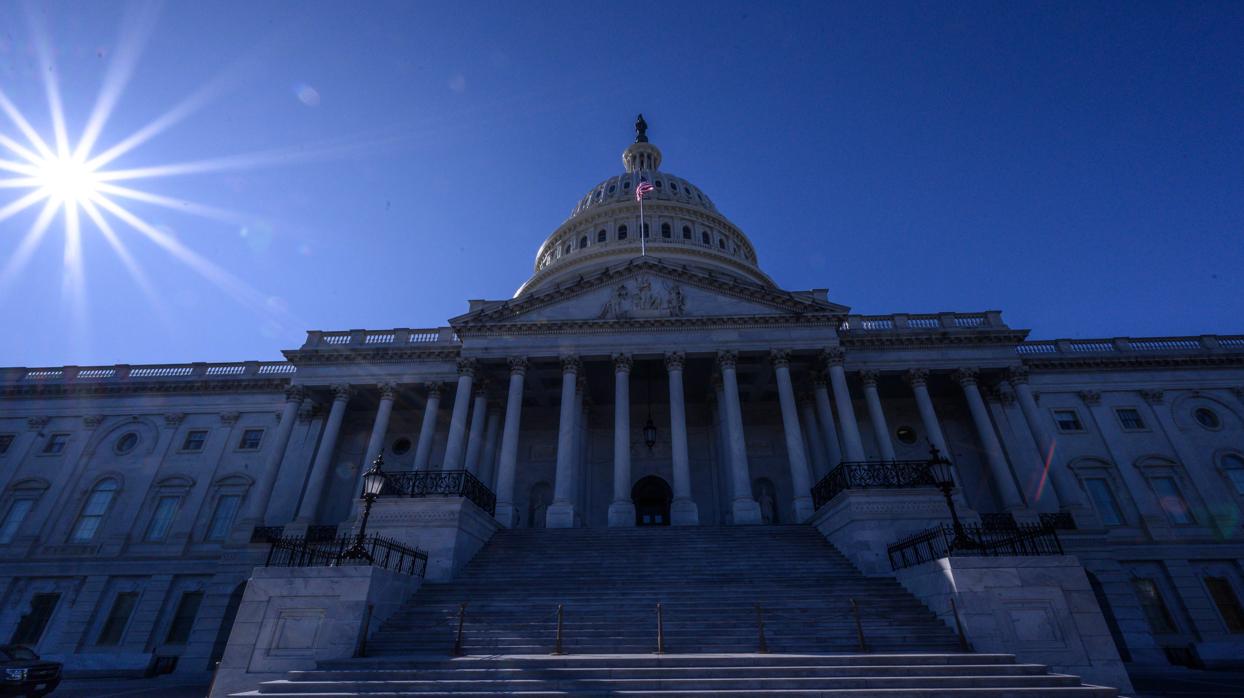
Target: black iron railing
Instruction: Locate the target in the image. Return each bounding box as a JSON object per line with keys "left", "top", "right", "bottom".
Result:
{"left": 1040, "top": 512, "right": 1077, "bottom": 530}
{"left": 383, "top": 469, "right": 497, "bottom": 515}
{"left": 811, "top": 459, "right": 937, "bottom": 509}
{"left": 265, "top": 534, "right": 428, "bottom": 577}
{"left": 306, "top": 524, "right": 339, "bottom": 542}
{"left": 887, "top": 522, "right": 1064, "bottom": 571}
{"left": 250, "top": 525, "right": 285, "bottom": 543}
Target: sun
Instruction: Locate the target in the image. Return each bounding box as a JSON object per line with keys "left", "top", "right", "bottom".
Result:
{"left": 33, "top": 154, "right": 101, "bottom": 206}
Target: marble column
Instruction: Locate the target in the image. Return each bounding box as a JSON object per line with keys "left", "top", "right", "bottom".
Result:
{"left": 248, "top": 385, "right": 304, "bottom": 524}
{"left": 719, "top": 351, "right": 762, "bottom": 524}
{"left": 478, "top": 407, "right": 502, "bottom": 490}
{"left": 546, "top": 356, "right": 580, "bottom": 528}
{"left": 666, "top": 352, "right": 699, "bottom": 525}
{"left": 1008, "top": 367, "right": 1087, "bottom": 511}
{"left": 771, "top": 351, "right": 815, "bottom": 521}
{"left": 463, "top": 383, "right": 489, "bottom": 475}
{"left": 799, "top": 394, "right": 829, "bottom": 480}
{"left": 493, "top": 358, "right": 527, "bottom": 527}
{"left": 572, "top": 375, "right": 587, "bottom": 523}
{"left": 811, "top": 374, "right": 844, "bottom": 467}
{"left": 955, "top": 369, "right": 1025, "bottom": 511}
{"left": 295, "top": 384, "right": 350, "bottom": 523}
{"left": 608, "top": 353, "right": 635, "bottom": 526}
{"left": 713, "top": 374, "right": 735, "bottom": 504}
{"left": 361, "top": 383, "right": 398, "bottom": 477}
{"left": 412, "top": 383, "right": 443, "bottom": 472}
{"left": 822, "top": 349, "right": 866, "bottom": 462}
{"left": 905, "top": 369, "right": 950, "bottom": 458}
{"left": 441, "top": 359, "right": 476, "bottom": 470}
{"left": 860, "top": 370, "right": 897, "bottom": 461}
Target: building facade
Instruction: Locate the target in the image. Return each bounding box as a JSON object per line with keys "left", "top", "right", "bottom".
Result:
{"left": 1, "top": 120, "right": 1243, "bottom": 677}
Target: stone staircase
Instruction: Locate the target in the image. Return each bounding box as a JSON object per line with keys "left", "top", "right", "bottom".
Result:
{"left": 237, "top": 525, "right": 1119, "bottom": 696}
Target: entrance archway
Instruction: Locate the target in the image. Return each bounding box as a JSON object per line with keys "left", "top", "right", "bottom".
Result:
{"left": 632, "top": 475, "right": 672, "bottom": 526}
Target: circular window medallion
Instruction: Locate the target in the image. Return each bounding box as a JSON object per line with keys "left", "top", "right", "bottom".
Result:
{"left": 895, "top": 426, "right": 918, "bottom": 445}
{"left": 115, "top": 432, "right": 139, "bottom": 454}
{"left": 1194, "top": 408, "right": 1221, "bottom": 430}
{"left": 391, "top": 437, "right": 413, "bottom": 455}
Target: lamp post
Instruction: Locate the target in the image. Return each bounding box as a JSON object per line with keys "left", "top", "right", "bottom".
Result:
{"left": 339, "top": 453, "right": 388, "bottom": 562}
{"left": 927, "top": 446, "right": 979, "bottom": 551}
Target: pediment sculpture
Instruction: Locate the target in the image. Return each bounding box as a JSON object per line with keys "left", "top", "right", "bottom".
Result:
{"left": 598, "top": 275, "right": 687, "bottom": 320}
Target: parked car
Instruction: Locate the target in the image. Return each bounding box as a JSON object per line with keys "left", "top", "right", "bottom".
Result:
{"left": 0, "top": 646, "right": 60, "bottom": 697}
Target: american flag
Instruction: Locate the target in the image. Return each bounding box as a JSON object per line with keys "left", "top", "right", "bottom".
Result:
{"left": 635, "top": 181, "right": 655, "bottom": 201}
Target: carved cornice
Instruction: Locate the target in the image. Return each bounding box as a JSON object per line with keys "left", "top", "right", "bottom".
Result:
{"left": 2, "top": 378, "right": 293, "bottom": 398}
{"left": 281, "top": 347, "right": 461, "bottom": 365}
{"left": 613, "top": 353, "right": 633, "bottom": 373}
{"left": 1020, "top": 355, "right": 1244, "bottom": 371}
{"left": 454, "top": 312, "right": 843, "bottom": 339}
{"left": 664, "top": 351, "right": 686, "bottom": 372}
{"left": 840, "top": 330, "right": 1029, "bottom": 349}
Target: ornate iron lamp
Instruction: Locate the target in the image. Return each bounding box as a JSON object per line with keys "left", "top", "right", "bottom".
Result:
{"left": 927, "top": 446, "right": 979, "bottom": 551}
{"left": 339, "top": 453, "right": 388, "bottom": 562}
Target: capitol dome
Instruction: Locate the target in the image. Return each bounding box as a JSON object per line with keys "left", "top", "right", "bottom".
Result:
{"left": 515, "top": 116, "right": 775, "bottom": 296}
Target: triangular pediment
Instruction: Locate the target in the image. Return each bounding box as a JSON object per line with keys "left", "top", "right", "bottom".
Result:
{"left": 452, "top": 258, "right": 848, "bottom": 328}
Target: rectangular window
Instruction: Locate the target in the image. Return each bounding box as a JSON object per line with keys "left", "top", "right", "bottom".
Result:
{"left": 206, "top": 494, "right": 241, "bottom": 541}
{"left": 181, "top": 430, "right": 207, "bottom": 452}
{"left": 1116, "top": 408, "right": 1146, "bottom": 430}
{"left": 10, "top": 592, "right": 59, "bottom": 645}
{"left": 0, "top": 499, "right": 34, "bottom": 544}
{"left": 1133, "top": 578, "right": 1178, "bottom": 634}
{"left": 1205, "top": 577, "right": 1244, "bottom": 633}
{"left": 0, "top": 433, "right": 14, "bottom": 454}
{"left": 42, "top": 433, "right": 69, "bottom": 454}
{"left": 70, "top": 489, "right": 114, "bottom": 543}
{"left": 164, "top": 591, "right": 204, "bottom": 644}
{"left": 144, "top": 496, "right": 180, "bottom": 541}
{"left": 237, "top": 429, "right": 263, "bottom": 450}
{"left": 1053, "top": 410, "right": 1083, "bottom": 432}
{"left": 96, "top": 591, "right": 139, "bottom": 646}
{"left": 1151, "top": 477, "right": 1194, "bottom": 525}
{"left": 1084, "top": 478, "right": 1124, "bottom": 525}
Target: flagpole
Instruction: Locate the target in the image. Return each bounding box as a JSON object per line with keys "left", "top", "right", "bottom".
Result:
{"left": 639, "top": 192, "right": 646, "bottom": 257}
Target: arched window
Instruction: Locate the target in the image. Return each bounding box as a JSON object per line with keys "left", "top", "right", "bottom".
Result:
{"left": 597, "top": 229, "right": 607, "bottom": 243}
{"left": 71, "top": 478, "right": 118, "bottom": 543}
{"left": 670, "top": 182, "right": 678, "bottom": 192}
{"left": 654, "top": 180, "right": 663, "bottom": 189}
{"left": 661, "top": 223, "right": 671, "bottom": 238}
{"left": 718, "top": 238, "right": 726, "bottom": 249}
{"left": 701, "top": 231, "right": 711, "bottom": 245}
{"left": 642, "top": 223, "right": 650, "bottom": 238}
{"left": 563, "top": 242, "right": 572, "bottom": 255}
{"left": 617, "top": 225, "right": 628, "bottom": 241}
{"left": 622, "top": 181, "right": 630, "bottom": 191}
{"left": 682, "top": 225, "right": 692, "bottom": 240}
{"left": 579, "top": 235, "right": 588, "bottom": 248}
{"left": 608, "top": 184, "right": 616, "bottom": 194}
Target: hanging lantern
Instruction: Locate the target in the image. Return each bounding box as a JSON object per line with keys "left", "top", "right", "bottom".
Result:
{"left": 643, "top": 416, "right": 657, "bottom": 451}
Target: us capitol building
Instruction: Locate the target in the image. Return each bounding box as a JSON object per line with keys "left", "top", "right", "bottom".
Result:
{"left": 1, "top": 117, "right": 1242, "bottom": 693}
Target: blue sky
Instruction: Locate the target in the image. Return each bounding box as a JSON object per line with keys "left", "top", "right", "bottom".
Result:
{"left": 1, "top": 1, "right": 1241, "bottom": 367}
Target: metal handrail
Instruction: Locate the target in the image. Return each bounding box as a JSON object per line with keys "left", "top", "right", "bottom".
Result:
{"left": 887, "top": 522, "right": 1063, "bottom": 571}
{"left": 264, "top": 533, "right": 428, "bottom": 577}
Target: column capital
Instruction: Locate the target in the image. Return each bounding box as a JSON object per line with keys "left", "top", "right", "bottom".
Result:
{"left": 27, "top": 416, "right": 50, "bottom": 431}
{"left": 560, "top": 355, "right": 581, "bottom": 374}
{"left": 820, "top": 347, "right": 846, "bottom": 366}
{"left": 330, "top": 383, "right": 353, "bottom": 401}
{"left": 613, "top": 353, "right": 633, "bottom": 373}
{"left": 904, "top": 368, "right": 929, "bottom": 387}
{"left": 164, "top": 412, "right": 186, "bottom": 428}
{"left": 507, "top": 356, "right": 529, "bottom": 375}
{"left": 1078, "top": 390, "right": 1102, "bottom": 406}
{"left": 994, "top": 386, "right": 1016, "bottom": 406}
{"left": 80, "top": 415, "right": 101, "bottom": 430}
{"left": 378, "top": 382, "right": 399, "bottom": 401}
{"left": 1140, "top": 389, "right": 1164, "bottom": 405}
{"left": 769, "top": 349, "right": 791, "bottom": 368}
{"left": 716, "top": 350, "right": 738, "bottom": 371}
{"left": 859, "top": 369, "right": 880, "bottom": 387}
{"left": 456, "top": 358, "right": 477, "bottom": 377}
{"left": 1007, "top": 366, "right": 1030, "bottom": 385}
{"left": 665, "top": 351, "right": 687, "bottom": 372}
{"left": 811, "top": 370, "right": 829, "bottom": 388}
{"left": 951, "top": 368, "right": 979, "bottom": 386}
{"left": 424, "top": 381, "right": 443, "bottom": 399}
{"left": 284, "top": 384, "right": 307, "bottom": 403}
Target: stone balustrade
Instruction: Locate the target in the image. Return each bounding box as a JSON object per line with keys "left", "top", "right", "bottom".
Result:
{"left": 838, "top": 311, "right": 1007, "bottom": 331}
{"left": 300, "top": 327, "right": 459, "bottom": 349}
{"left": 1017, "top": 334, "right": 1244, "bottom": 356}
{"left": 1, "top": 360, "right": 296, "bottom": 385}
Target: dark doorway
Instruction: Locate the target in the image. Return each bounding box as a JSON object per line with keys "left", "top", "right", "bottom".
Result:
{"left": 632, "top": 475, "right": 672, "bottom": 526}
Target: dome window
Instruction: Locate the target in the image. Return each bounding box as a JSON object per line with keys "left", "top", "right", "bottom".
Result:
{"left": 618, "top": 225, "right": 628, "bottom": 240}
{"left": 661, "top": 223, "right": 671, "bottom": 238}
{"left": 597, "top": 229, "right": 607, "bottom": 243}
{"left": 670, "top": 182, "right": 678, "bottom": 192}
{"left": 579, "top": 235, "right": 588, "bottom": 248}
{"left": 718, "top": 238, "right": 726, "bottom": 249}
{"left": 563, "top": 242, "right": 572, "bottom": 255}
{"left": 701, "top": 231, "right": 711, "bottom": 245}
{"left": 654, "top": 180, "right": 663, "bottom": 189}
{"left": 682, "top": 225, "right": 692, "bottom": 240}
{"left": 622, "top": 181, "right": 630, "bottom": 191}
{"left": 608, "top": 184, "right": 616, "bottom": 194}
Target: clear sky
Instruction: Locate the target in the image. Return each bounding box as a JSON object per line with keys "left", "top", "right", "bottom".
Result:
{"left": 1, "top": 1, "right": 1241, "bottom": 368}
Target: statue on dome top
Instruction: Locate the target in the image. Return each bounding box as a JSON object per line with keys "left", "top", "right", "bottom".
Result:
{"left": 635, "top": 113, "right": 648, "bottom": 143}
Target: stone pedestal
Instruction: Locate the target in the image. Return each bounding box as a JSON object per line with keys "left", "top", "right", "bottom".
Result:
{"left": 209, "top": 565, "right": 421, "bottom": 698}
{"left": 895, "top": 556, "right": 1133, "bottom": 694}
{"left": 811, "top": 487, "right": 967, "bottom": 576}
{"left": 607, "top": 500, "right": 636, "bottom": 527}
{"left": 732, "top": 498, "right": 762, "bottom": 525}
{"left": 365, "top": 497, "right": 500, "bottom": 582}
{"left": 544, "top": 502, "right": 576, "bottom": 529}
{"left": 670, "top": 497, "right": 699, "bottom": 526}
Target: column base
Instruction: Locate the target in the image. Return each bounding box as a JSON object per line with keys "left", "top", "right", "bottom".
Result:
{"left": 494, "top": 502, "right": 518, "bottom": 529}
{"left": 545, "top": 501, "right": 577, "bottom": 529}
{"left": 792, "top": 496, "right": 815, "bottom": 524}
{"left": 732, "top": 498, "right": 762, "bottom": 525}
{"left": 608, "top": 500, "right": 636, "bottom": 527}
{"left": 671, "top": 498, "right": 699, "bottom": 526}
